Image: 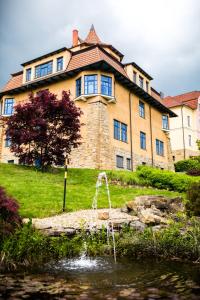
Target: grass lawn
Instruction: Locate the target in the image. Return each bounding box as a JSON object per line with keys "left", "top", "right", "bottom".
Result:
{"left": 0, "top": 163, "right": 182, "bottom": 218}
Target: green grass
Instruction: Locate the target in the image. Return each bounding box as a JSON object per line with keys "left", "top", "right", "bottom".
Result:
{"left": 0, "top": 163, "right": 181, "bottom": 218}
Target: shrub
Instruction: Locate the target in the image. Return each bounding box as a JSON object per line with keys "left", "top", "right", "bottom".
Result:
{"left": 186, "top": 182, "right": 200, "bottom": 216}
{"left": 187, "top": 169, "right": 200, "bottom": 176}
{"left": 175, "top": 159, "right": 200, "bottom": 172}
{"left": 136, "top": 166, "right": 197, "bottom": 192}
{"left": 0, "top": 187, "right": 22, "bottom": 238}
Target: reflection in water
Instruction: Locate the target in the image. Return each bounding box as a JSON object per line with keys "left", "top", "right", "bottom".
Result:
{"left": 1, "top": 257, "right": 200, "bottom": 299}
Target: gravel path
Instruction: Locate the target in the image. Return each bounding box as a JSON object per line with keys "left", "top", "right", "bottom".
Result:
{"left": 24, "top": 208, "right": 138, "bottom": 231}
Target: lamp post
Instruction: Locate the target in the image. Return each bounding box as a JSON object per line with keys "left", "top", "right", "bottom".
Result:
{"left": 62, "top": 159, "right": 68, "bottom": 212}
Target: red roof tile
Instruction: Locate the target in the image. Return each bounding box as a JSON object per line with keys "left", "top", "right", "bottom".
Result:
{"left": 84, "top": 25, "right": 102, "bottom": 44}
{"left": 163, "top": 91, "right": 200, "bottom": 110}
{"left": 67, "top": 46, "right": 128, "bottom": 78}
{"left": 1, "top": 72, "right": 23, "bottom": 92}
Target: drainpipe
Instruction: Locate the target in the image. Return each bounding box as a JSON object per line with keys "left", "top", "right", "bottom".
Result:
{"left": 149, "top": 105, "right": 154, "bottom": 166}
{"left": 181, "top": 105, "right": 186, "bottom": 159}
{"left": 129, "top": 92, "right": 133, "bottom": 171}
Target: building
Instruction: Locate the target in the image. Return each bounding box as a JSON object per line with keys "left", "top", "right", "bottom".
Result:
{"left": 163, "top": 91, "right": 200, "bottom": 162}
{"left": 0, "top": 25, "right": 176, "bottom": 170}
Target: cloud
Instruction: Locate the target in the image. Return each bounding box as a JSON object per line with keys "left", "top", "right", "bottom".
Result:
{"left": 0, "top": 0, "right": 199, "bottom": 95}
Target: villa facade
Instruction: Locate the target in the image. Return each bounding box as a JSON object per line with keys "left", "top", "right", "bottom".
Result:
{"left": 163, "top": 91, "right": 200, "bottom": 162}
{"left": 0, "top": 25, "right": 176, "bottom": 170}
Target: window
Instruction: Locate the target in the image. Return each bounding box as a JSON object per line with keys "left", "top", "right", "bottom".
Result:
{"left": 188, "top": 135, "right": 192, "bottom": 146}
{"left": 139, "top": 100, "right": 145, "bottom": 118}
{"left": 114, "top": 120, "right": 127, "bottom": 142}
{"left": 35, "top": 61, "right": 53, "bottom": 78}
{"left": 139, "top": 76, "right": 144, "bottom": 88}
{"left": 146, "top": 81, "right": 149, "bottom": 92}
{"left": 101, "top": 75, "right": 112, "bottom": 96}
{"left": 84, "top": 75, "right": 97, "bottom": 94}
{"left": 173, "top": 155, "right": 175, "bottom": 161}
{"left": 127, "top": 158, "right": 131, "bottom": 170}
{"left": 162, "top": 115, "right": 169, "bottom": 130}
{"left": 116, "top": 155, "right": 124, "bottom": 168}
{"left": 7, "top": 160, "right": 14, "bottom": 164}
{"left": 133, "top": 71, "right": 137, "bottom": 83}
{"left": 121, "top": 123, "right": 127, "bottom": 142}
{"left": 26, "top": 68, "right": 31, "bottom": 81}
{"left": 156, "top": 139, "right": 164, "bottom": 156}
{"left": 57, "top": 57, "right": 63, "bottom": 71}
{"left": 4, "top": 98, "right": 14, "bottom": 115}
{"left": 5, "top": 134, "right": 11, "bottom": 147}
{"left": 140, "top": 131, "right": 146, "bottom": 150}
{"left": 187, "top": 116, "right": 191, "bottom": 127}
{"left": 76, "top": 77, "right": 81, "bottom": 97}
{"left": 142, "top": 162, "right": 146, "bottom": 165}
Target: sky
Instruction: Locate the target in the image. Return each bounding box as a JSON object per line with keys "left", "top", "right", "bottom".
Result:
{"left": 0, "top": 0, "right": 199, "bottom": 96}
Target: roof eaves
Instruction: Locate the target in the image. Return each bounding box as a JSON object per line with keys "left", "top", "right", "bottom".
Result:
{"left": 124, "top": 61, "right": 153, "bottom": 80}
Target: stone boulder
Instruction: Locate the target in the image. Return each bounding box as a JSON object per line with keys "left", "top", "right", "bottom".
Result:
{"left": 129, "top": 220, "right": 147, "bottom": 232}
{"left": 98, "top": 211, "right": 109, "bottom": 220}
{"left": 139, "top": 208, "right": 168, "bottom": 225}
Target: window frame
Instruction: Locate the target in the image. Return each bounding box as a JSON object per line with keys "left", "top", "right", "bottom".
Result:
{"left": 139, "top": 76, "right": 144, "bottom": 88}
{"left": 156, "top": 139, "right": 164, "bottom": 156}
{"left": 5, "top": 134, "right": 11, "bottom": 148}
{"left": 57, "top": 57, "right": 63, "bottom": 72}
{"left": 76, "top": 77, "right": 82, "bottom": 97}
{"left": 26, "top": 68, "right": 31, "bottom": 82}
{"left": 140, "top": 131, "right": 146, "bottom": 150}
{"left": 187, "top": 115, "right": 191, "bottom": 127}
{"left": 114, "top": 119, "right": 127, "bottom": 143}
{"left": 162, "top": 115, "right": 169, "bottom": 130}
{"left": 84, "top": 74, "right": 98, "bottom": 95}
{"left": 126, "top": 158, "right": 131, "bottom": 170}
{"left": 35, "top": 60, "right": 53, "bottom": 79}
{"left": 133, "top": 71, "right": 137, "bottom": 83}
{"left": 188, "top": 134, "right": 192, "bottom": 147}
{"left": 116, "top": 155, "right": 124, "bottom": 169}
{"left": 139, "top": 100, "right": 145, "bottom": 118}
{"left": 4, "top": 98, "right": 14, "bottom": 116}
{"left": 101, "top": 75, "right": 112, "bottom": 96}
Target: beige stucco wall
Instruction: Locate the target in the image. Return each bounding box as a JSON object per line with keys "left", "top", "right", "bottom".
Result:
{"left": 0, "top": 71, "right": 174, "bottom": 170}
{"left": 124, "top": 64, "right": 151, "bottom": 94}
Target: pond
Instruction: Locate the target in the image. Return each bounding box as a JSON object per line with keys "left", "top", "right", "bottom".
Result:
{"left": 1, "top": 257, "right": 200, "bottom": 299}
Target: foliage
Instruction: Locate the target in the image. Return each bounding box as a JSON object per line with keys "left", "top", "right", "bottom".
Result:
{"left": 0, "top": 186, "right": 21, "bottom": 238}
{"left": 196, "top": 140, "right": 200, "bottom": 151}
{"left": 0, "top": 163, "right": 179, "bottom": 218}
{"left": 136, "top": 166, "right": 199, "bottom": 192}
{"left": 187, "top": 169, "right": 200, "bottom": 176}
{"left": 5, "top": 90, "right": 82, "bottom": 170}
{"left": 175, "top": 158, "right": 200, "bottom": 172}
{"left": 1, "top": 220, "right": 200, "bottom": 271}
{"left": 186, "top": 182, "right": 200, "bottom": 216}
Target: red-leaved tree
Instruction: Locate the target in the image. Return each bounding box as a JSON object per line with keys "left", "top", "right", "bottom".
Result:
{"left": 5, "top": 90, "right": 82, "bottom": 169}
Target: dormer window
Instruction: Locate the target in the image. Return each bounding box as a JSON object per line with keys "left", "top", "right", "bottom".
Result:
{"left": 26, "top": 68, "right": 31, "bottom": 82}
{"left": 139, "top": 76, "right": 144, "bottom": 89}
{"left": 35, "top": 61, "right": 53, "bottom": 79}
{"left": 84, "top": 75, "right": 97, "bottom": 94}
{"left": 4, "top": 98, "right": 14, "bottom": 116}
{"left": 57, "top": 57, "right": 63, "bottom": 71}
{"left": 133, "top": 71, "right": 137, "bottom": 83}
{"left": 76, "top": 77, "right": 81, "bottom": 97}
{"left": 101, "top": 75, "right": 112, "bottom": 96}
{"left": 146, "top": 81, "right": 149, "bottom": 92}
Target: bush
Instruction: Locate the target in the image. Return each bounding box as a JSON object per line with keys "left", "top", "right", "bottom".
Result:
{"left": 187, "top": 169, "right": 200, "bottom": 176}
{"left": 175, "top": 158, "right": 200, "bottom": 172}
{"left": 0, "top": 187, "right": 22, "bottom": 238}
{"left": 136, "top": 166, "right": 198, "bottom": 192}
{"left": 186, "top": 182, "right": 200, "bottom": 216}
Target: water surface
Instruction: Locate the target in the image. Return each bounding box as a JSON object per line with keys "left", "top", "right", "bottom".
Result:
{"left": 1, "top": 257, "right": 200, "bottom": 299}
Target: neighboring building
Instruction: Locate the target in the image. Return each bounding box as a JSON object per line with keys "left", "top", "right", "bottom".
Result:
{"left": 0, "top": 25, "right": 176, "bottom": 170}
{"left": 163, "top": 91, "right": 200, "bottom": 162}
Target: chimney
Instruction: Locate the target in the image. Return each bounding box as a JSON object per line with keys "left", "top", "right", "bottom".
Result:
{"left": 72, "top": 29, "right": 78, "bottom": 47}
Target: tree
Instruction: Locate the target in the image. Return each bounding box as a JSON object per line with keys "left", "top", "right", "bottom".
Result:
{"left": 5, "top": 90, "right": 82, "bottom": 170}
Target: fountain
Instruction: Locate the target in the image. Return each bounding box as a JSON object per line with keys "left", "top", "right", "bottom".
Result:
{"left": 92, "top": 172, "right": 117, "bottom": 263}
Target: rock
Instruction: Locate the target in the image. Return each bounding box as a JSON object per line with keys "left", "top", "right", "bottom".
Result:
{"left": 126, "top": 201, "right": 138, "bottom": 212}
{"left": 139, "top": 208, "right": 168, "bottom": 225}
{"left": 151, "top": 225, "right": 167, "bottom": 232}
{"left": 121, "top": 206, "right": 128, "bottom": 213}
{"left": 129, "top": 220, "right": 147, "bottom": 232}
{"left": 98, "top": 212, "right": 109, "bottom": 220}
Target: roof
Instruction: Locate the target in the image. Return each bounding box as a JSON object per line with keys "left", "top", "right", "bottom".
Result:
{"left": 124, "top": 62, "right": 153, "bottom": 80}
{"left": 21, "top": 47, "right": 68, "bottom": 67}
{"left": 0, "top": 46, "right": 176, "bottom": 117}
{"left": 84, "top": 24, "right": 102, "bottom": 44}
{"left": 163, "top": 91, "right": 200, "bottom": 110}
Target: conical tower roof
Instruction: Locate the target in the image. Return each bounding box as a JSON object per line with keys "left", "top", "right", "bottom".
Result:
{"left": 84, "top": 24, "right": 102, "bottom": 44}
